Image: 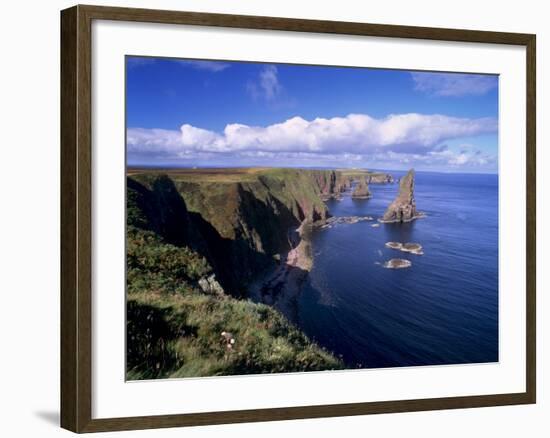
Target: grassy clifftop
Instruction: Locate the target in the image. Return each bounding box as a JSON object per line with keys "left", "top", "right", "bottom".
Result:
{"left": 127, "top": 226, "right": 342, "bottom": 379}
{"left": 128, "top": 288, "right": 342, "bottom": 379}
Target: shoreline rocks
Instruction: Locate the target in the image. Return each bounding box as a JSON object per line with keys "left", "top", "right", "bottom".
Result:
{"left": 319, "top": 216, "right": 374, "bottom": 229}
{"left": 251, "top": 219, "right": 314, "bottom": 322}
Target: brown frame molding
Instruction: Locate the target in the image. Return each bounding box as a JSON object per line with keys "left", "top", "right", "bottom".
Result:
{"left": 60, "top": 4, "right": 536, "bottom": 433}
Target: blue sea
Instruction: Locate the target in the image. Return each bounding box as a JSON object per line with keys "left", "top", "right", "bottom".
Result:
{"left": 297, "top": 171, "right": 499, "bottom": 369}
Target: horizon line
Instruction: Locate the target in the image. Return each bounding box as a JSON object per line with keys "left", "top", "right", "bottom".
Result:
{"left": 126, "top": 164, "right": 498, "bottom": 176}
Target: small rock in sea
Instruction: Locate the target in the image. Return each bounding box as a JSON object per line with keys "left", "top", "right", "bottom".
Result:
{"left": 371, "top": 223, "right": 380, "bottom": 228}
{"left": 383, "top": 258, "right": 412, "bottom": 269}
{"left": 328, "top": 215, "right": 373, "bottom": 226}
{"left": 401, "top": 242, "right": 423, "bottom": 255}
{"left": 385, "top": 241, "right": 403, "bottom": 250}
{"left": 385, "top": 241, "right": 423, "bottom": 255}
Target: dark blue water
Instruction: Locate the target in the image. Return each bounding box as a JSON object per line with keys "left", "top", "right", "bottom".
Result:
{"left": 298, "top": 171, "right": 499, "bottom": 369}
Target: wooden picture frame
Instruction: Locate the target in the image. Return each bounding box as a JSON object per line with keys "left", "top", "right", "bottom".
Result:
{"left": 61, "top": 4, "right": 536, "bottom": 433}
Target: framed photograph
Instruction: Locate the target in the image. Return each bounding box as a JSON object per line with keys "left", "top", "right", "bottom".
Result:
{"left": 60, "top": 4, "right": 536, "bottom": 433}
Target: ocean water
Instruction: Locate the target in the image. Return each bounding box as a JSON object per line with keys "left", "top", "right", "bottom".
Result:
{"left": 297, "top": 171, "right": 499, "bottom": 369}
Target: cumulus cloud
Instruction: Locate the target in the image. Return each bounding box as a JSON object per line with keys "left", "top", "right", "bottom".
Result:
{"left": 427, "top": 147, "right": 495, "bottom": 168}
{"left": 412, "top": 72, "right": 498, "bottom": 97}
{"left": 247, "top": 65, "right": 283, "bottom": 101}
{"left": 128, "top": 113, "right": 497, "bottom": 159}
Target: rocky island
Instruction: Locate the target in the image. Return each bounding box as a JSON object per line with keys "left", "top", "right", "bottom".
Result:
{"left": 385, "top": 242, "right": 424, "bottom": 255}
{"left": 380, "top": 168, "right": 423, "bottom": 223}
{"left": 383, "top": 258, "right": 412, "bottom": 269}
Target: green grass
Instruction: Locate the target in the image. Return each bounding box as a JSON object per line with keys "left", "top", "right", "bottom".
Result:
{"left": 127, "top": 291, "right": 343, "bottom": 379}
{"left": 126, "top": 226, "right": 343, "bottom": 379}
{"left": 128, "top": 226, "right": 211, "bottom": 280}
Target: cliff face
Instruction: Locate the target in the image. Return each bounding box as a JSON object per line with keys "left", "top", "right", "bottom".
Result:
{"left": 309, "top": 170, "right": 352, "bottom": 200}
{"left": 127, "top": 175, "right": 200, "bottom": 248}
{"left": 381, "top": 169, "right": 418, "bottom": 223}
{"left": 128, "top": 169, "right": 335, "bottom": 295}
{"left": 351, "top": 178, "right": 372, "bottom": 199}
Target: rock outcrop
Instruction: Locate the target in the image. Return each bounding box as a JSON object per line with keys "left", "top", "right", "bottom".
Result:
{"left": 383, "top": 258, "right": 412, "bottom": 269}
{"left": 381, "top": 169, "right": 420, "bottom": 223}
{"left": 351, "top": 178, "right": 372, "bottom": 199}
{"left": 385, "top": 241, "right": 424, "bottom": 255}
{"left": 198, "top": 274, "right": 225, "bottom": 295}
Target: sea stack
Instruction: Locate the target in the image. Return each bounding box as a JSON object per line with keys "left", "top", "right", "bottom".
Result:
{"left": 352, "top": 178, "right": 372, "bottom": 199}
{"left": 381, "top": 169, "right": 419, "bottom": 223}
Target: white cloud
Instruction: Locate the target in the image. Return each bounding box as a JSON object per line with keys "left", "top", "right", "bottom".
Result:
{"left": 411, "top": 72, "right": 498, "bottom": 97}
{"left": 126, "top": 58, "right": 230, "bottom": 72}
{"left": 177, "top": 60, "right": 230, "bottom": 72}
{"left": 128, "top": 113, "right": 497, "bottom": 160}
{"left": 126, "top": 128, "right": 183, "bottom": 154}
{"left": 247, "top": 65, "right": 283, "bottom": 101}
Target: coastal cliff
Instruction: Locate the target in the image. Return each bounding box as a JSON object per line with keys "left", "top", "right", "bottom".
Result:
{"left": 126, "top": 169, "right": 345, "bottom": 379}
{"left": 128, "top": 168, "right": 394, "bottom": 294}
{"left": 310, "top": 170, "right": 353, "bottom": 200}
{"left": 128, "top": 168, "right": 348, "bottom": 296}
{"left": 126, "top": 167, "right": 398, "bottom": 378}
{"left": 381, "top": 169, "right": 420, "bottom": 223}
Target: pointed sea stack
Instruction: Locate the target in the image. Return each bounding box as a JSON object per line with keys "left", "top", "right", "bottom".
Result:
{"left": 352, "top": 178, "right": 372, "bottom": 199}
{"left": 381, "top": 169, "right": 419, "bottom": 223}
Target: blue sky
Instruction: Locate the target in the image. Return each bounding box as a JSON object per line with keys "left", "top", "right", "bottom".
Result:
{"left": 126, "top": 56, "right": 498, "bottom": 173}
